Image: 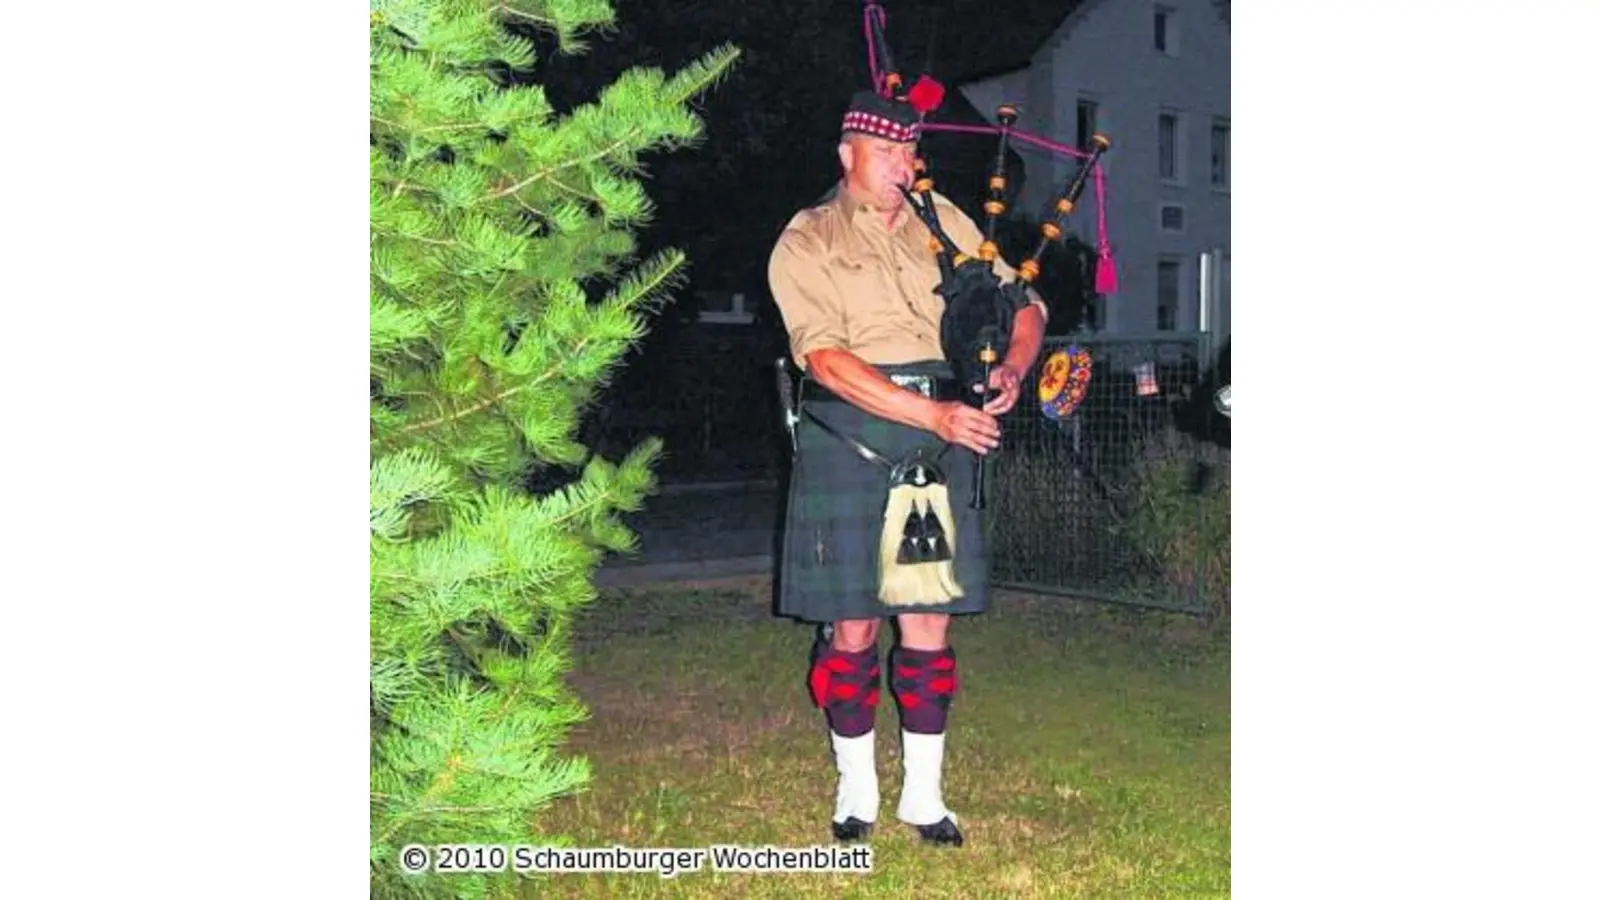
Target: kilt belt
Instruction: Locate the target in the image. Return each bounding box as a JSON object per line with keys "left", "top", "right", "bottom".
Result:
{"left": 803, "top": 373, "right": 965, "bottom": 404}
{"left": 795, "top": 376, "right": 959, "bottom": 475}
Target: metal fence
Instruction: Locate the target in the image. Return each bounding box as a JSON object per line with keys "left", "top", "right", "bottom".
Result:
{"left": 982, "top": 332, "right": 1230, "bottom": 615}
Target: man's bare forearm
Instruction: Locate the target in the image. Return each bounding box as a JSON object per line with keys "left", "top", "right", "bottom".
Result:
{"left": 1002, "top": 301, "right": 1047, "bottom": 375}
{"left": 805, "top": 348, "right": 942, "bottom": 432}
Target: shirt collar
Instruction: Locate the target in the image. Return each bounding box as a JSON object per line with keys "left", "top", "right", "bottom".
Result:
{"left": 834, "top": 181, "right": 911, "bottom": 234}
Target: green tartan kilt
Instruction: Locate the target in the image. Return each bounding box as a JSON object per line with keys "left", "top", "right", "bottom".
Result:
{"left": 776, "top": 360, "right": 991, "bottom": 624}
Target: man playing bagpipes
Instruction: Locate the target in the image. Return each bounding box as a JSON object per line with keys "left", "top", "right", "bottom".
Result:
{"left": 767, "top": 87, "right": 1053, "bottom": 848}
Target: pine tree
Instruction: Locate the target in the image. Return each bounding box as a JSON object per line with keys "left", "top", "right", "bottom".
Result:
{"left": 369, "top": 2, "right": 737, "bottom": 896}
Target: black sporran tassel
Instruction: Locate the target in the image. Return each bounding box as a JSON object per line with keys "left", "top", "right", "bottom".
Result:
{"left": 879, "top": 458, "right": 963, "bottom": 607}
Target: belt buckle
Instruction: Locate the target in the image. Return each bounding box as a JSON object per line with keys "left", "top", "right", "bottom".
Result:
{"left": 890, "top": 374, "right": 933, "bottom": 398}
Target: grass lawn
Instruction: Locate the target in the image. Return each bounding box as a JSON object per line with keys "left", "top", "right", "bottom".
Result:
{"left": 522, "top": 577, "right": 1230, "bottom": 899}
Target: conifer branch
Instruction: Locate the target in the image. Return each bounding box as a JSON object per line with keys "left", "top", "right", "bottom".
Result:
{"left": 386, "top": 383, "right": 526, "bottom": 439}
{"left": 373, "top": 228, "right": 459, "bottom": 249}
{"left": 387, "top": 179, "right": 434, "bottom": 199}
{"left": 381, "top": 349, "right": 565, "bottom": 442}
{"left": 384, "top": 296, "right": 615, "bottom": 444}
{"left": 663, "top": 44, "right": 741, "bottom": 105}
{"left": 374, "top": 114, "right": 548, "bottom": 138}
{"left": 484, "top": 134, "right": 638, "bottom": 203}
{"left": 511, "top": 192, "right": 551, "bottom": 219}
{"left": 545, "top": 175, "right": 601, "bottom": 206}
{"left": 547, "top": 484, "right": 618, "bottom": 530}
{"left": 418, "top": 112, "right": 546, "bottom": 135}
{"left": 413, "top": 804, "right": 504, "bottom": 815}
{"left": 495, "top": 4, "right": 557, "bottom": 28}
{"left": 379, "top": 753, "right": 466, "bottom": 843}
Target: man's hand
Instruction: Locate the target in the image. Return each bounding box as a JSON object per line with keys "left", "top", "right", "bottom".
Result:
{"left": 931, "top": 401, "right": 1001, "bottom": 455}
{"left": 978, "top": 364, "right": 1025, "bottom": 416}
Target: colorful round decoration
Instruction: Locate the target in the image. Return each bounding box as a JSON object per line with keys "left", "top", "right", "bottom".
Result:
{"left": 1039, "top": 345, "right": 1093, "bottom": 421}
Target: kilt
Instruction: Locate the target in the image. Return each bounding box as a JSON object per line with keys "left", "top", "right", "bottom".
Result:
{"left": 776, "top": 360, "right": 991, "bottom": 623}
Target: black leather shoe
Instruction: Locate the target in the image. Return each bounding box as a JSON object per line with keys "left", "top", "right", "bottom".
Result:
{"left": 832, "top": 817, "right": 873, "bottom": 842}
{"left": 915, "top": 817, "right": 964, "bottom": 847}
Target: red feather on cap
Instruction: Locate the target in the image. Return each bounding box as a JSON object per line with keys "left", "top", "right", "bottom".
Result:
{"left": 906, "top": 74, "right": 945, "bottom": 115}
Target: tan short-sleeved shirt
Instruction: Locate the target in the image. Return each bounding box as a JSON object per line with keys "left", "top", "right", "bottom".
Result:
{"left": 767, "top": 183, "right": 1044, "bottom": 371}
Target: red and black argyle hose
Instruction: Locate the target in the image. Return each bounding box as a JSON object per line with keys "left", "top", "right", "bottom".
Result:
{"left": 809, "top": 644, "right": 882, "bottom": 738}
{"left": 890, "top": 645, "right": 959, "bottom": 734}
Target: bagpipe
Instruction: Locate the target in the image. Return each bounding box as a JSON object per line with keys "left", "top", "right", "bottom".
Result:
{"left": 863, "top": 0, "right": 1113, "bottom": 509}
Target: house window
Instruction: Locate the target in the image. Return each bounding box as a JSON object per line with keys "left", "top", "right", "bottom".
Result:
{"left": 1154, "top": 6, "right": 1177, "bottom": 55}
{"left": 1211, "top": 118, "right": 1230, "bottom": 188}
{"left": 1159, "top": 203, "right": 1186, "bottom": 233}
{"left": 1076, "top": 98, "right": 1099, "bottom": 151}
{"left": 1158, "top": 111, "right": 1182, "bottom": 182}
{"left": 1157, "top": 259, "right": 1181, "bottom": 331}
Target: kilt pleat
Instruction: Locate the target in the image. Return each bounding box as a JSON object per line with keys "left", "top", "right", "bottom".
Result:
{"left": 776, "top": 360, "right": 991, "bottom": 623}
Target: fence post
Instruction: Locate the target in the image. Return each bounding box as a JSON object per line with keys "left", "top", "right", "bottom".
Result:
{"left": 1196, "top": 247, "right": 1229, "bottom": 613}
{"left": 1200, "top": 246, "right": 1228, "bottom": 364}
{"left": 1198, "top": 248, "right": 1220, "bottom": 363}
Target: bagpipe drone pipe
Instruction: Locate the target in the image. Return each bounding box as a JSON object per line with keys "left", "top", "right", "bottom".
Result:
{"left": 861, "top": 0, "right": 1116, "bottom": 509}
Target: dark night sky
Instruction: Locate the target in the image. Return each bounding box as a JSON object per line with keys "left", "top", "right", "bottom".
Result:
{"left": 523, "top": 0, "right": 1087, "bottom": 311}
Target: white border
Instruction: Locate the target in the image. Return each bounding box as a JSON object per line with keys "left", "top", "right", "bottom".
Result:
{"left": 4, "top": 3, "right": 1599, "bottom": 897}
{"left": 1239, "top": 3, "right": 1599, "bottom": 897}
{"left": 4, "top": 2, "right": 367, "bottom": 894}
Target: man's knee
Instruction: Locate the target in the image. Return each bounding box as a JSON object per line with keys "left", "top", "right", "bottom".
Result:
{"left": 896, "top": 612, "right": 950, "bottom": 651}
{"left": 832, "top": 618, "right": 879, "bottom": 652}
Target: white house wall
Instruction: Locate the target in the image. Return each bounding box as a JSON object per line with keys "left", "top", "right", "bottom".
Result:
{"left": 958, "top": 70, "right": 1030, "bottom": 134}
{"left": 958, "top": 0, "right": 1230, "bottom": 349}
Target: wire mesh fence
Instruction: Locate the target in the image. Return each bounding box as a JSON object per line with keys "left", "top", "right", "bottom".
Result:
{"left": 982, "top": 333, "right": 1229, "bottom": 615}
